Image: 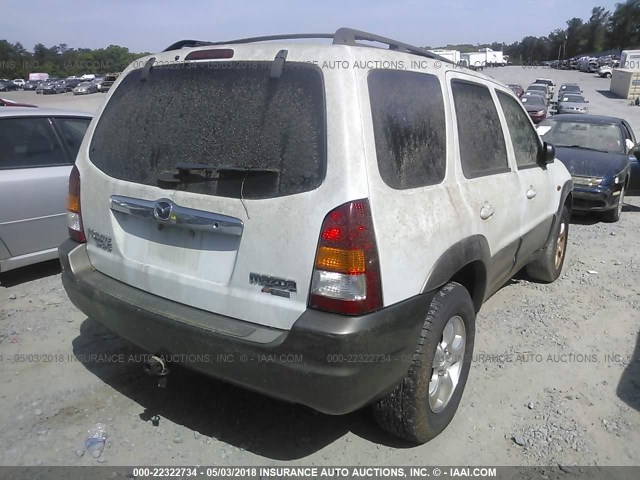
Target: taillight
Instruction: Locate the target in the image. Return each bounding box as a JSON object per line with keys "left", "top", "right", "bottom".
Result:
{"left": 66, "top": 165, "right": 86, "bottom": 243}
{"left": 309, "top": 199, "right": 383, "bottom": 315}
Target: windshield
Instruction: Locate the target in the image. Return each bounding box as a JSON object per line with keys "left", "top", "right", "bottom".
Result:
{"left": 560, "top": 85, "right": 580, "bottom": 93}
{"left": 522, "top": 96, "right": 545, "bottom": 106}
{"left": 535, "top": 79, "right": 552, "bottom": 86}
{"left": 561, "top": 95, "right": 585, "bottom": 103}
{"left": 89, "top": 62, "right": 326, "bottom": 199}
{"left": 77, "top": 82, "right": 92, "bottom": 87}
{"left": 528, "top": 85, "right": 546, "bottom": 92}
{"left": 538, "top": 120, "right": 623, "bottom": 154}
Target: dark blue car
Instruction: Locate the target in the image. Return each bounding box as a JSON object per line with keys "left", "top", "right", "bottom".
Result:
{"left": 537, "top": 114, "right": 639, "bottom": 222}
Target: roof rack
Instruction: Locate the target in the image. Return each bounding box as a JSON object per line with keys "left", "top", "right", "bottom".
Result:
{"left": 163, "top": 27, "right": 454, "bottom": 65}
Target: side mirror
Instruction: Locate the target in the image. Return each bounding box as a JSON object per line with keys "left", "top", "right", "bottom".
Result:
{"left": 633, "top": 144, "right": 640, "bottom": 161}
{"left": 540, "top": 142, "right": 555, "bottom": 164}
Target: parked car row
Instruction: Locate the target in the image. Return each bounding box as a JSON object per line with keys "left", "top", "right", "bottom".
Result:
{"left": 33, "top": 77, "right": 105, "bottom": 95}
{"left": 14, "top": 74, "right": 119, "bottom": 95}
{"left": 0, "top": 79, "right": 20, "bottom": 92}
{"left": 518, "top": 78, "right": 557, "bottom": 123}
{"left": 548, "top": 55, "right": 620, "bottom": 72}
{"left": 504, "top": 76, "right": 637, "bottom": 222}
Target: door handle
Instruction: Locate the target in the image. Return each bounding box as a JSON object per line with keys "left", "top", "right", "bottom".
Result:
{"left": 527, "top": 186, "right": 537, "bottom": 199}
{"left": 480, "top": 203, "right": 495, "bottom": 220}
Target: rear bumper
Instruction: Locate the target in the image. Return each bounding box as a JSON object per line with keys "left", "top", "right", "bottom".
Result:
{"left": 572, "top": 184, "right": 619, "bottom": 211}
{"left": 59, "top": 240, "right": 432, "bottom": 415}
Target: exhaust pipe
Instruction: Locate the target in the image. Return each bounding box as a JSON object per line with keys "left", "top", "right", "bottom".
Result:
{"left": 143, "top": 354, "right": 170, "bottom": 388}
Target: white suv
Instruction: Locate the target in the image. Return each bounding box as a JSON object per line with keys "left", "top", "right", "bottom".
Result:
{"left": 59, "top": 28, "right": 573, "bottom": 443}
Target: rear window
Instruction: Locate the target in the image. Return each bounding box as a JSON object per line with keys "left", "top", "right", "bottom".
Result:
{"left": 89, "top": 62, "right": 326, "bottom": 199}
{"left": 368, "top": 70, "right": 446, "bottom": 189}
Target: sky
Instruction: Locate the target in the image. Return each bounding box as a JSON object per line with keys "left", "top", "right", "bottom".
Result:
{"left": 1, "top": 0, "right": 624, "bottom": 53}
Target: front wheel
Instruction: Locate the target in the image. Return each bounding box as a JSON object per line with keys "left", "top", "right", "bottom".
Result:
{"left": 526, "top": 205, "right": 570, "bottom": 283}
{"left": 372, "top": 282, "right": 475, "bottom": 443}
{"left": 602, "top": 185, "right": 625, "bottom": 223}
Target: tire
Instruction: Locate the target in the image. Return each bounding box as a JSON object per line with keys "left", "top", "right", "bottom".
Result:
{"left": 526, "top": 205, "right": 569, "bottom": 283}
{"left": 605, "top": 73, "right": 612, "bottom": 78}
{"left": 602, "top": 185, "right": 625, "bottom": 223}
{"left": 372, "top": 282, "right": 475, "bottom": 444}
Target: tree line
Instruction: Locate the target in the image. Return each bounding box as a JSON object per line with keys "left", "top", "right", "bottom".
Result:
{"left": 1, "top": 0, "right": 640, "bottom": 78}
{"left": 432, "top": 1, "right": 640, "bottom": 63}
{"left": 0, "top": 42, "right": 149, "bottom": 79}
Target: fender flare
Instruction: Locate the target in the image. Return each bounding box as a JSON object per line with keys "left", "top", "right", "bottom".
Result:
{"left": 422, "top": 235, "right": 490, "bottom": 311}
{"left": 544, "top": 179, "right": 573, "bottom": 248}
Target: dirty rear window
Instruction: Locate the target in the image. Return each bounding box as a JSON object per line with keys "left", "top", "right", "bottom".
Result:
{"left": 89, "top": 62, "right": 326, "bottom": 199}
{"left": 368, "top": 70, "right": 446, "bottom": 189}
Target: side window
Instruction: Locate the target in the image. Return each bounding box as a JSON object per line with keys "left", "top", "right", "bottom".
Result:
{"left": 497, "top": 91, "right": 541, "bottom": 168}
{"left": 368, "top": 70, "right": 446, "bottom": 189}
{"left": 622, "top": 123, "right": 635, "bottom": 143}
{"left": 451, "top": 80, "right": 508, "bottom": 178}
{"left": 0, "top": 117, "right": 67, "bottom": 169}
{"left": 54, "top": 117, "right": 91, "bottom": 159}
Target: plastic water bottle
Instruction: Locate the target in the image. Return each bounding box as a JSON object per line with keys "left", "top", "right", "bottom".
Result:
{"left": 85, "top": 423, "right": 107, "bottom": 458}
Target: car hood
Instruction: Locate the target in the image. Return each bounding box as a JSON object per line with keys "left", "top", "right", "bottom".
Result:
{"left": 554, "top": 146, "right": 629, "bottom": 178}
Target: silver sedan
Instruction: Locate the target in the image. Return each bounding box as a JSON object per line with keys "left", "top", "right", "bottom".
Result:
{"left": 0, "top": 107, "right": 92, "bottom": 272}
{"left": 556, "top": 94, "right": 589, "bottom": 115}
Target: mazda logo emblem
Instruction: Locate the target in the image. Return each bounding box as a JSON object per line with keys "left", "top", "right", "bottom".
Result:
{"left": 154, "top": 200, "right": 173, "bottom": 221}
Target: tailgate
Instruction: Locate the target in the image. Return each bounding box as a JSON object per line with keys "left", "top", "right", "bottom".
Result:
{"left": 80, "top": 58, "right": 333, "bottom": 330}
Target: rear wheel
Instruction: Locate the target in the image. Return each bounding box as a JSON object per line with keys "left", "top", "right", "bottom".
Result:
{"left": 526, "top": 205, "right": 569, "bottom": 283}
{"left": 372, "top": 282, "right": 475, "bottom": 443}
{"left": 602, "top": 185, "right": 625, "bottom": 223}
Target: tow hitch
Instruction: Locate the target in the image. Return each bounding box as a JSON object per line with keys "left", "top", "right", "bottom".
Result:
{"left": 143, "top": 355, "right": 170, "bottom": 388}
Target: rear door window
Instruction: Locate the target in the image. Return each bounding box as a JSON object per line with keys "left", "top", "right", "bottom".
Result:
{"left": 368, "top": 70, "right": 446, "bottom": 189}
{"left": 451, "top": 80, "right": 508, "bottom": 178}
{"left": 53, "top": 117, "right": 91, "bottom": 160}
{"left": 89, "top": 62, "right": 326, "bottom": 199}
{"left": 497, "top": 91, "right": 541, "bottom": 168}
{"left": 0, "top": 117, "right": 68, "bottom": 169}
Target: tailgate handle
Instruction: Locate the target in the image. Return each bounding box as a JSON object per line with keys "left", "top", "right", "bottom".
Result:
{"left": 110, "top": 195, "right": 244, "bottom": 236}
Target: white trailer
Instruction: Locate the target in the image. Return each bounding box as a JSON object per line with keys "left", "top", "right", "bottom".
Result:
{"left": 460, "top": 52, "right": 486, "bottom": 70}
{"left": 28, "top": 72, "right": 49, "bottom": 81}
{"left": 479, "top": 48, "right": 505, "bottom": 67}
{"left": 427, "top": 49, "right": 461, "bottom": 65}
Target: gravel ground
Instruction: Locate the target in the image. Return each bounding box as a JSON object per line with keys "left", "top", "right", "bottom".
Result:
{"left": 1, "top": 67, "right": 639, "bottom": 466}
